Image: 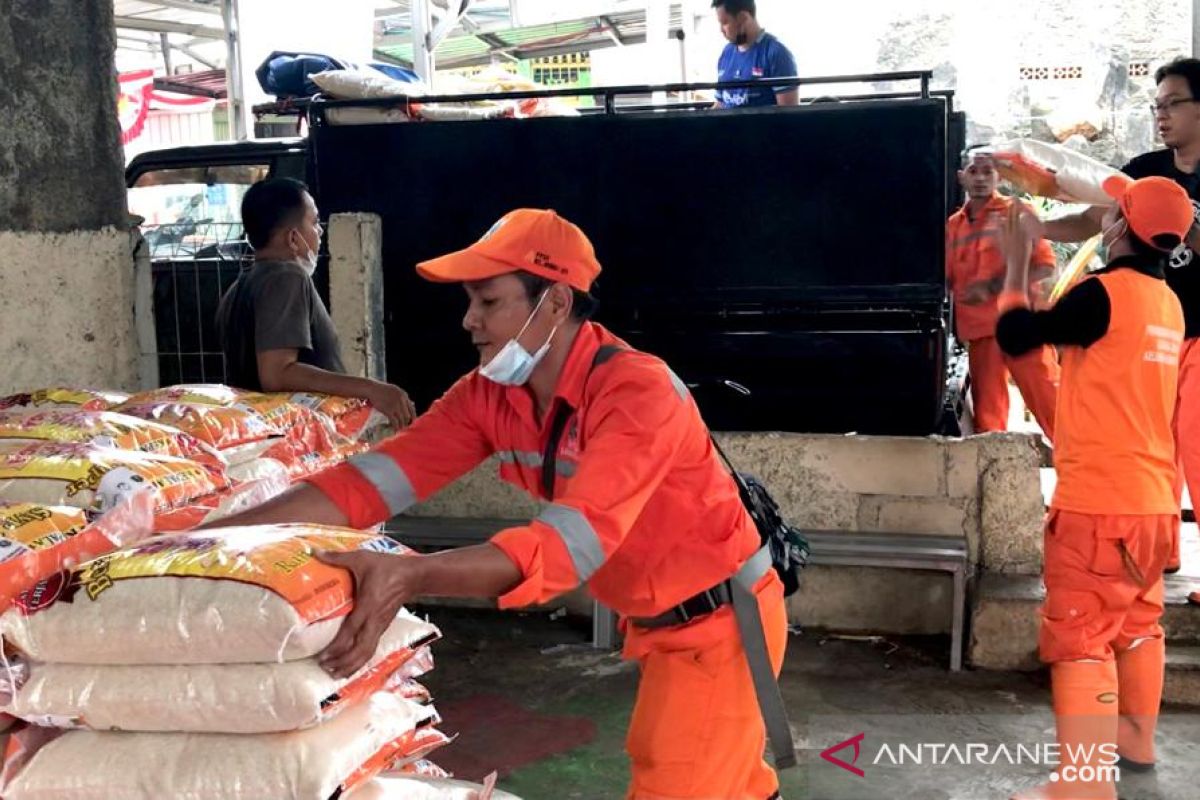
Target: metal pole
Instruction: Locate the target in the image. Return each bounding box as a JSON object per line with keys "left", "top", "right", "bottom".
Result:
{"left": 647, "top": 0, "right": 669, "bottom": 106}
{"left": 160, "top": 33, "right": 173, "bottom": 75}
{"left": 221, "top": 0, "right": 249, "bottom": 140}
{"left": 411, "top": 0, "right": 435, "bottom": 85}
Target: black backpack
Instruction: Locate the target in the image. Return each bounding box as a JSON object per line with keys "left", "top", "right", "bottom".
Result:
{"left": 708, "top": 439, "right": 811, "bottom": 596}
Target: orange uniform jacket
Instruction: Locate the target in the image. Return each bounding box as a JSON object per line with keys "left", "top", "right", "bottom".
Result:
{"left": 307, "top": 322, "right": 762, "bottom": 654}
{"left": 947, "top": 195, "right": 1056, "bottom": 341}
{"left": 998, "top": 260, "right": 1183, "bottom": 514}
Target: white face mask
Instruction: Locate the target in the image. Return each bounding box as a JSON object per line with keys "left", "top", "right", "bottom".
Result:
{"left": 479, "top": 290, "right": 559, "bottom": 386}
{"left": 293, "top": 229, "right": 319, "bottom": 277}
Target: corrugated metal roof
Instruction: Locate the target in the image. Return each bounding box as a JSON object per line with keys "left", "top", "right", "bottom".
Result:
{"left": 154, "top": 69, "right": 227, "bottom": 98}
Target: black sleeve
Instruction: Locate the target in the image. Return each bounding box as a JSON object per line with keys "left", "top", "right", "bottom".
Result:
{"left": 996, "top": 278, "right": 1111, "bottom": 355}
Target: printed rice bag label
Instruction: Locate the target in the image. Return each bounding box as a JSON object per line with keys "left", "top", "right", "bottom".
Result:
{"left": 20, "top": 526, "right": 409, "bottom": 624}
{"left": 0, "top": 443, "right": 227, "bottom": 513}
{"left": 115, "top": 403, "right": 279, "bottom": 450}
{"left": 0, "top": 389, "right": 129, "bottom": 413}
{"left": 0, "top": 410, "right": 220, "bottom": 466}
{"left": 121, "top": 384, "right": 239, "bottom": 407}
{"left": 0, "top": 504, "right": 88, "bottom": 560}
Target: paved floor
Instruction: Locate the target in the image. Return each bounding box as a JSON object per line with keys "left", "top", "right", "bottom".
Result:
{"left": 418, "top": 607, "right": 1200, "bottom": 800}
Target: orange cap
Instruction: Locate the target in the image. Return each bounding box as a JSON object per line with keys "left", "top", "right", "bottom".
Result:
{"left": 416, "top": 209, "right": 601, "bottom": 292}
{"left": 1102, "top": 175, "right": 1194, "bottom": 250}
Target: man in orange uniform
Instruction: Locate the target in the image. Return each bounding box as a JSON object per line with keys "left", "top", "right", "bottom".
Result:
{"left": 947, "top": 149, "right": 1061, "bottom": 437}
{"left": 209, "top": 209, "right": 790, "bottom": 800}
{"left": 996, "top": 176, "right": 1192, "bottom": 799}
{"left": 1040, "top": 58, "right": 1200, "bottom": 575}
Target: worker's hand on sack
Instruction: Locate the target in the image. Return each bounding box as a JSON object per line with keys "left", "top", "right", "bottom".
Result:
{"left": 315, "top": 549, "right": 421, "bottom": 678}
{"left": 364, "top": 381, "right": 417, "bottom": 429}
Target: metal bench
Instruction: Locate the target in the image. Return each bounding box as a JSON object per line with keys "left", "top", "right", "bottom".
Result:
{"left": 384, "top": 519, "right": 971, "bottom": 669}
{"left": 803, "top": 529, "right": 970, "bottom": 671}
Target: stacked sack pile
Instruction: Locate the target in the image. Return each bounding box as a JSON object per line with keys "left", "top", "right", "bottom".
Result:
{"left": 0, "top": 525, "right": 462, "bottom": 798}
{"left": 0, "top": 383, "right": 390, "bottom": 534}
{"left": 0, "top": 386, "right": 520, "bottom": 798}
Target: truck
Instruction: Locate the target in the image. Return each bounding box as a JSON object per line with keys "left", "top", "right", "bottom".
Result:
{"left": 125, "top": 71, "right": 967, "bottom": 436}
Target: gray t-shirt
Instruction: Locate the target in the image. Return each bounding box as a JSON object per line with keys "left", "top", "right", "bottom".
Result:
{"left": 216, "top": 260, "right": 345, "bottom": 391}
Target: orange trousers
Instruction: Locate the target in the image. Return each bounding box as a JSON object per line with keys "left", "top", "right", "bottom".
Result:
{"left": 1170, "top": 337, "right": 1200, "bottom": 568}
{"left": 1040, "top": 509, "right": 1174, "bottom": 664}
{"left": 968, "top": 336, "right": 1059, "bottom": 440}
{"left": 1039, "top": 510, "right": 1175, "bottom": 782}
{"left": 625, "top": 573, "right": 788, "bottom": 800}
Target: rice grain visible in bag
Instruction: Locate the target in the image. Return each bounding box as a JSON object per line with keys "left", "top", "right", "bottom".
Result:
{"left": 347, "top": 773, "right": 520, "bottom": 800}
{"left": 1, "top": 525, "right": 412, "bottom": 664}
{"left": 1, "top": 689, "right": 437, "bottom": 800}
{"left": 2, "top": 612, "right": 438, "bottom": 732}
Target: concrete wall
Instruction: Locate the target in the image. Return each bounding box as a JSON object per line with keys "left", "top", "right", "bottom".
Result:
{"left": 328, "top": 213, "right": 386, "bottom": 381}
{"left": 402, "top": 431, "right": 1047, "bottom": 635}
{"left": 0, "top": 0, "right": 138, "bottom": 394}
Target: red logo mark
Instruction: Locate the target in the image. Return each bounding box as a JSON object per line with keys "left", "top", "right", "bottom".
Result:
{"left": 821, "top": 733, "right": 866, "bottom": 777}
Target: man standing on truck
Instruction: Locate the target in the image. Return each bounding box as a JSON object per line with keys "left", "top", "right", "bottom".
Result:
{"left": 997, "top": 176, "right": 1191, "bottom": 799}
{"left": 946, "top": 148, "right": 1060, "bottom": 438}
{"left": 207, "top": 208, "right": 792, "bottom": 800}
{"left": 712, "top": 0, "right": 799, "bottom": 108}
{"left": 1039, "top": 57, "right": 1200, "bottom": 576}
{"left": 216, "top": 177, "right": 416, "bottom": 428}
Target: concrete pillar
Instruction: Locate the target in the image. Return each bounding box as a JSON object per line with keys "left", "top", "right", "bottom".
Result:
{"left": 0, "top": 0, "right": 139, "bottom": 394}
{"left": 1194, "top": 0, "right": 1200, "bottom": 57}
{"left": 328, "top": 213, "right": 386, "bottom": 381}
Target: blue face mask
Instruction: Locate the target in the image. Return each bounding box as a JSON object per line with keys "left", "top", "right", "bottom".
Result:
{"left": 479, "top": 290, "right": 559, "bottom": 387}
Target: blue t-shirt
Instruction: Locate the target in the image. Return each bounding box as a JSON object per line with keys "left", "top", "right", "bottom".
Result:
{"left": 716, "top": 32, "right": 798, "bottom": 108}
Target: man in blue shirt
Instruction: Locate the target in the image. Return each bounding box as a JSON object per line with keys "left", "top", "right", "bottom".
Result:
{"left": 712, "top": 0, "right": 799, "bottom": 108}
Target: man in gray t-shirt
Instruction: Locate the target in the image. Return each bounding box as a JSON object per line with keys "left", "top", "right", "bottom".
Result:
{"left": 216, "top": 178, "right": 414, "bottom": 427}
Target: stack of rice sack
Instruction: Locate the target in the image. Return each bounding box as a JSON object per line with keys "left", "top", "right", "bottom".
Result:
{"left": 0, "top": 383, "right": 387, "bottom": 534}
{"left": 0, "top": 389, "right": 241, "bottom": 532}
{"left": 0, "top": 525, "right": 449, "bottom": 799}
{"left": 113, "top": 384, "right": 375, "bottom": 484}
{"left": 0, "top": 389, "right": 130, "bottom": 414}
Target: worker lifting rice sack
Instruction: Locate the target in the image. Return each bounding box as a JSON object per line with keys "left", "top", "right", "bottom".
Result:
{"left": 0, "top": 688, "right": 439, "bottom": 800}
{"left": 0, "top": 443, "right": 228, "bottom": 514}
{"left": 1, "top": 525, "right": 412, "bottom": 664}
{"left": 0, "top": 613, "right": 437, "bottom": 733}
{"left": 0, "top": 389, "right": 129, "bottom": 414}
{"left": 985, "top": 138, "right": 1122, "bottom": 205}
{"left": 0, "top": 409, "right": 224, "bottom": 468}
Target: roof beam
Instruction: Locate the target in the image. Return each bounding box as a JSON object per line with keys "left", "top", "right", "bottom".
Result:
{"left": 459, "top": 14, "right": 507, "bottom": 50}
{"left": 139, "top": 0, "right": 224, "bottom": 15}
{"left": 174, "top": 43, "right": 219, "bottom": 69}
{"left": 599, "top": 15, "right": 626, "bottom": 46}
{"left": 114, "top": 16, "right": 225, "bottom": 39}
